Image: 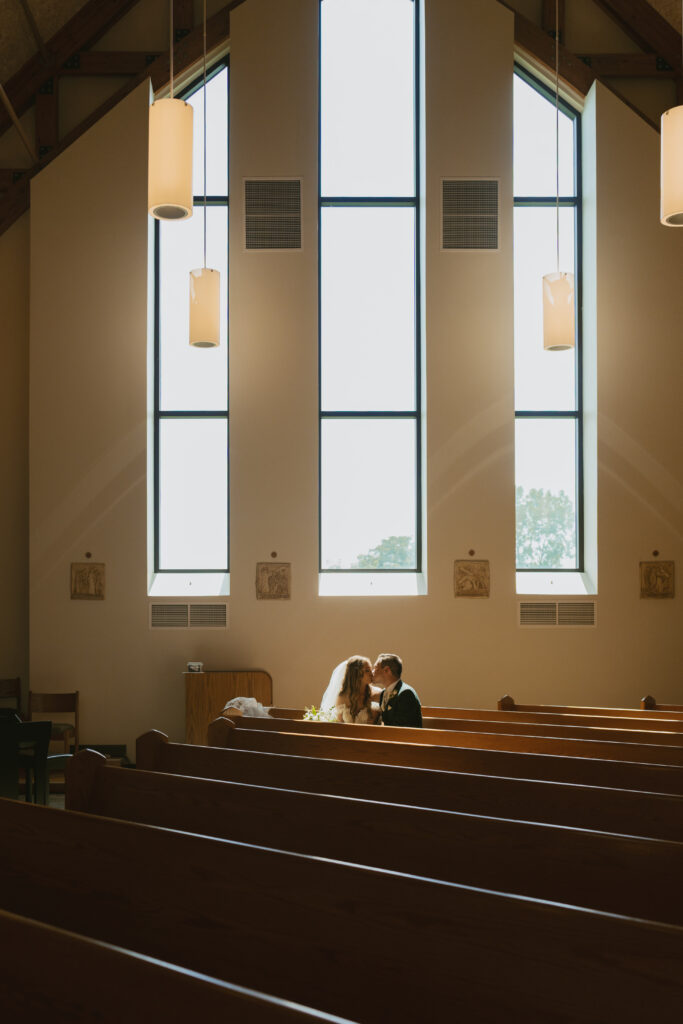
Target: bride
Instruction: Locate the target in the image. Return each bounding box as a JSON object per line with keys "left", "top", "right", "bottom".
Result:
{"left": 321, "top": 656, "right": 381, "bottom": 724}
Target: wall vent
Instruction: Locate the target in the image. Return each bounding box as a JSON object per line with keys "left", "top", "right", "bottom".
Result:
{"left": 442, "top": 178, "right": 499, "bottom": 251}
{"left": 245, "top": 178, "right": 302, "bottom": 250}
{"left": 189, "top": 603, "right": 228, "bottom": 628}
{"left": 150, "top": 604, "right": 228, "bottom": 629}
{"left": 519, "top": 601, "right": 596, "bottom": 628}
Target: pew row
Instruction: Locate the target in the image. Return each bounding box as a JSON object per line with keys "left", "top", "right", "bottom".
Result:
{"left": 67, "top": 749, "right": 683, "bottom": 925}
{"left": 206, "top": 719, "right": 683, "bottom": 792}
{"left": 642, "top": 696, "right": 683, "bottom": 713}
{"left": 2, "top": 798, "right": 683, "bottom": 1023}
{"left": 498, "top": 695, "right": 683, "bottom": 720}
{"left": 267, "top": 705, "right": 683, "bottom": 733}
{"left": 136, "top": 731, "right": 683, "bottom": 842}
{"left": 0, "top": 908, "right": 350, "bottom": 1024}
{"left": 229, "top": 713, "right": 683, "bottom": 750}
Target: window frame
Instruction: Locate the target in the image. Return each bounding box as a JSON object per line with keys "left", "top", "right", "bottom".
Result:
{"left": 514, "top": 64, "right": 584, "bottom": 574}
{"left": 153, "top": 58, "right": 230, "bottom": 576}
{"left": 318, "top": 0, "right": 422, "bottom": 575}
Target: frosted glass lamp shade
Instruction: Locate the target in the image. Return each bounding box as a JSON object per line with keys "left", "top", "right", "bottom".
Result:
{"left": 148, "top": 98, "right": 194, "bottom": 220}
{"left": 661, "top": 105, "right": 683, "bottom": 226}
{"left": 189, "top": 267, "right": 221, "bottom": 347}
{"left": 542, "top": 271, "right": 575, "bottom": 351}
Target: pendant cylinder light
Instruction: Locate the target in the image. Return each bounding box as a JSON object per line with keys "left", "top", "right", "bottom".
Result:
{"left": 148, "top": 1, "right": 193, "bottom": 220}
{"left": 661, "top": 3, "right": 683, "bottom": 226}
{"left": 543, "top": 271, "right": 575, "bottom": 350}
{"left": 189, "top": 0, "right": 221, "bottom": 348}
{"left": 148, "top": 98, "right": 193, "bottom": 219}
{"left": 661, "top": 104, "right": 683, "bottom": 226}
{"left": 542, "top": 0, "right": 575, "bottom": 351}
{"left": 190, "top": 267, "right": 221, "bottom": 347}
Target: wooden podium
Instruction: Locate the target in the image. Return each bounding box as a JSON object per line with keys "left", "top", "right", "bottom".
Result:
{"left": 184, "top": 670, "right": 273, "bottom": 744}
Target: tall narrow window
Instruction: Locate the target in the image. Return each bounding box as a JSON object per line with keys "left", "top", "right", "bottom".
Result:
{"left": 513, "top": 68, "right": 582, "bottom": 580}
{"left": 153, "top": 63, "right": 229, "bottom": 593}
{"left": 319, "top": 0, "right": 421, "bottom": 588}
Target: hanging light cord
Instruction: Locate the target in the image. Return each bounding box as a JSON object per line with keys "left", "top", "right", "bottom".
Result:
{"left": 203, "top": 0, "right": 207, "bottom": 269}
{"left": 169, "top": 0, "right": 174, "bottom": 99}
{"left": 555, "top": 0, "right": 560, "bottom": 273}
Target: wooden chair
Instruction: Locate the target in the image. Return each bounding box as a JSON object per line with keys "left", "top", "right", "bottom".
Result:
{"left": 28, "top": 691, "right": 79, "bottom": 755}
{"left": 0, "top": 678, "right": 22, "bottom": 719}
{"left": 0, "top": 718, "right": 51, "bottom": 803}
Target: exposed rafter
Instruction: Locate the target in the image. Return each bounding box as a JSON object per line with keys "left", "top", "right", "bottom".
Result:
{"left": 0, "top": 1, "right": 245, "bottom": 237}
{"left": 592, "top": 0, "right": 682, "bottom": 66}
{"left": 0, "top": 0, "right": 143, "bottom": 137}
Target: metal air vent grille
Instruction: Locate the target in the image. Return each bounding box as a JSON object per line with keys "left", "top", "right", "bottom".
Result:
{"left": 519, "top": 602, "right": 557, "bottom": 627}
{"left": 558, "top": 601, "right": 596, "bottom": 627}
{"left": 150, "top": 604, "right": 189, "bottom": 628}
{"left": 245, "top": 179, "right": 302, "bottom": 250}
{"left": 189, "top": 604, "right": 228, "bottom": 628}
{"left": 519, "top": 601, "right": 597, "bottom": 628}
{"left": 442, "top": 178, "right": 499, "bottom": 250}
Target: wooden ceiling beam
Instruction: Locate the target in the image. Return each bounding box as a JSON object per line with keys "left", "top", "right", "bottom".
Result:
{"left": 592, "top": 0, "right": 682, "bottom": 66}
{"left": 541, "top": 0, "right": 566, "bottom": 45}
{"left": 17, "top": 0, "right": 50, "bottom": 65}
{"left": 58, "top": 52, "right": 162, "bottom": 77}
{"left": 576, "top": 51, "right": 680, "bottom": 76}
{"left": 0, "top": 0, "right": 143, "bottom": 136}
{"left": 512, "top": 8, "right": 596, "bottom": 95}
{"left": 0, "top": 0, "right": 244, "bottom": 238}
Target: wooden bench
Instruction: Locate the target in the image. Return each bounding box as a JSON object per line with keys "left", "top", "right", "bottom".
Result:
{"left": 228, "top": 712, "right": 683, "bottom": 749}
{"left": 136, "top": 731, "right": 683, "bottom": 842}
{"left": 267, "top": 704, "right": 683, "bottom": 733}
{"left": 498, "top": 695, "right": 683, "bottom": 720}
{"left": 67, "top": 749, "right": 683, "bottom": 926}
{"left": 207, "top": 719, "right": 683, "bottom": 790}
{"left": 2, "top": 797, "right": 683, "bottom": 1023}
{"left": 641, "top": 696, "right": 683, "bottom": 713}
{"left": 0, "top": 907, "right": 348, "bottom": 1023}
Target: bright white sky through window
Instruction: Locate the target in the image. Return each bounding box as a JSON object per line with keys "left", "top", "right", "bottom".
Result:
{"left": 157, "top": 67, "right": 229, "bottom": 573}
{"left": 513, "top": 73, "right": 579, "bottom": 569}
{"left": 320, "top": 0, "right": 418, "bottom": 572}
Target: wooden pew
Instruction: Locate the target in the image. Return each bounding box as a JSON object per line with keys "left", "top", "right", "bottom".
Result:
{"left": 498, "top": 694, "right": 683, "bottom": 720}
{"left": 67, "top": 749, "right": 683, "bottom": 926}
{"left": 267, "top": 705, "right": 683, "bottom": 733}
{"left": 136, "top": 731, "right": 683, "bottom": 842}
{"left": 207, "top": 719, "right": 683, "bottom": 790}
{"left": 2, "top": 798, "right": 683, "bottom": 1023}
{"left": 642, "top": 695, "right": 683, "bottom": 713}
{"left": 229, "top": 712, "right": 683, "bottom": 749}
{"left": 0, "top": 907, "right": 349, "bottom": 1023}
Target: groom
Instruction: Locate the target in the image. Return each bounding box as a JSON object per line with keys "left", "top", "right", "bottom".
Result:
{"left": 372, "top": 653, "right": 422, "bottom": 728}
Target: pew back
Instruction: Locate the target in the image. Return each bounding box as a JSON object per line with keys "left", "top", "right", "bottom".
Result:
{"left": 136, "top": 731, "right": 683, "bottom": 842}
{"left": 230, "top": 713, "right": 683, "bottom": 748}
{"left": 267, "top": 705, "right": 683, "bottom": 732}
{"left": 498, "top": 695, "right": 683, "bottom": 720}
{"left": 67, "top": 750, "right": 683, "bottom": 925}
{"left": 2, "top": 797, "right": 683, "bottom": 1024}
{"left": 208, "top": 719, "right": 683, "bottom": 791}
{"left": 0, "top": 908, "right": 349, "bottom": 1023}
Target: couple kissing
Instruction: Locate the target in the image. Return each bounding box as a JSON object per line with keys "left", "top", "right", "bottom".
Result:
{"left": 321, "top": 653, "right": 422, "bottom": 728}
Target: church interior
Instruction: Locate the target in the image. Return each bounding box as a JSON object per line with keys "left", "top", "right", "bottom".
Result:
{"left": 1, "top": 0, "right": 683, "bottom": 1019}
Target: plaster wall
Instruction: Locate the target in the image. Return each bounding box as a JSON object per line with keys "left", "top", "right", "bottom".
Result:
{"left": 22, "top": 0, "right": 683, "bottom": 756}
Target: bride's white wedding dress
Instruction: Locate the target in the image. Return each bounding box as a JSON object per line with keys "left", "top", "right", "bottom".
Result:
{"left": 321, "top": 660, "right": 375, "bottom": 724}
{"left": 333, "top": 703, "right": 374, "bottom": 724}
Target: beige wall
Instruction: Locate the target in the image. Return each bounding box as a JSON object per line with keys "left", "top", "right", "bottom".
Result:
{"left": 16, "top": 0, "right": 683, "bottom": 757}
{"left": 0, "top": 213, "right": 29, "bottom": 701}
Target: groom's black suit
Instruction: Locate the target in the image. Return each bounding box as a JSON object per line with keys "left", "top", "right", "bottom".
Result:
{"left": 380, "top": 679, "right": 422, "bottom": 728}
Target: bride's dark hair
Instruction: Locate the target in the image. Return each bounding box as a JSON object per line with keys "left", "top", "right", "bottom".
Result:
{"left": 340, "top": 656, "right": 371, "bottom": 719}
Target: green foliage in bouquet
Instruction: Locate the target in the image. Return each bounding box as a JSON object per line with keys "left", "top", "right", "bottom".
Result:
{"left": 303, "top": 705, "right": 338, "bottom": 722}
